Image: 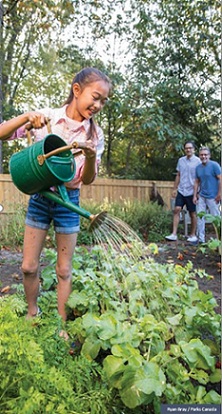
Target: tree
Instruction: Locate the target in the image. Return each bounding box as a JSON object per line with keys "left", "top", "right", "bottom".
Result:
{"left": 1, "top": 0, "right": 220, "bottom": 178}
{"left": 68, "top": 0, "right": 220, "bottom": 178}
{"left": 2, "top": 0, "right": 75, "bottom": 115}
{"left": 127, "top": 0, "right": 220, "bottom": 151}
{"left": 1, "top": 0, "right": 77, "bottom": 172}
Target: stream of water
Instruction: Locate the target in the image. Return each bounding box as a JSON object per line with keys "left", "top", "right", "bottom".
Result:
{"left": 91, "top": 213, "right": 145, "bottom": 263}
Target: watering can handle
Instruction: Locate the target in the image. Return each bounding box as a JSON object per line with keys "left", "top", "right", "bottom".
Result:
{"left": 25, "top": 118, "right": 51, "bottom": 145}
{"left": 37, "top": 142, "right": 88, "bottom": 166}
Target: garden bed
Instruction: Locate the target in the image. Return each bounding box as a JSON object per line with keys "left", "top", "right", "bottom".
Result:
{"left": 0, "top": 239, "right": 221, "bottom": 412}
{"left": 0, "top": 236, "right": 221, "bottom": 313}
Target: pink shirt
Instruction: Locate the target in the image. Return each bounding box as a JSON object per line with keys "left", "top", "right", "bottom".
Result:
{"left": 9, "top": 105, "right": 104, "bottom": 189}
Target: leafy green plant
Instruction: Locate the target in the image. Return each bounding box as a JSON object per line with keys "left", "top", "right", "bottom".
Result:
{"left": 197, "top": 212, "right": 221, "bottom": 255}
{"left": 0, "top": 295, "right": 126, "bottom": 414}
{"left": 66, "top": 246, "right": 221, "bottom": 410}
{"left": 80, "top": 198, "right": 172, "bottom": 243}
{"left": 0, "top": 246, "right": 221, "bottom": 413}
{"left": 0, "top": 204, "right": 26, "bottom": 247}
{"left": 40, "top": 249, "right": 58, "bottom": 290}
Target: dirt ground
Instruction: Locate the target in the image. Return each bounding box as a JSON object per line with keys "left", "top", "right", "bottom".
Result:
{"left": 0, "top": 233, "right": 221, "bottom": 314}
{"left": 157, "top": 237, "right": 221, "bottom": 314}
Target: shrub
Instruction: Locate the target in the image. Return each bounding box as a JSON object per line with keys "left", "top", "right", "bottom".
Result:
{"left": 79, "top": 199, "right": 172, "bottom": 244}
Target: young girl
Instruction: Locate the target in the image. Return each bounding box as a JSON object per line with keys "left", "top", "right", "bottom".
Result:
{"left": 0, "top": 67, "right": 112, "bottom": 335}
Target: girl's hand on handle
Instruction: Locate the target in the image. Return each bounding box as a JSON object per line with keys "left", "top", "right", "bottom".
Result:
{"left": 82, "top": 140, "right": 96, "bottom": 160}
{"left": 25, "top": 112, "right": 49, "bottom": 130}
{"left": 0, "top": 111, "right": 49, "bottom": 141}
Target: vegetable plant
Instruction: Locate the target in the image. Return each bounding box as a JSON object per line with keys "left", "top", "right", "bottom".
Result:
{"left": 197, "top": 212, "right": 221, "bottom": 255}
{"left": 0, "top": 245, "right": 221, "bottom": 413}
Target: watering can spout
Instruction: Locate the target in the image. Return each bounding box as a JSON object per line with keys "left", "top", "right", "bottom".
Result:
{"left": 88, "top": 211, "right": 108, "bottom": 231}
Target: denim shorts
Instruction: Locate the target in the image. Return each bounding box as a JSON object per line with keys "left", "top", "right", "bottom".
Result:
{"left": 25, "top": 189, "right": 80, "bottom": 234}
{"left": 175, "top": 191, "right": 196, "bottom": 213}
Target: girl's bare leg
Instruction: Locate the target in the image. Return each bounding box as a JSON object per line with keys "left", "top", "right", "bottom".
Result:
{"left": 55, "top": 232, "right": 77, "bottom": 322}
{"left": 22, "top": 225, "right": 47, "bottom": 318}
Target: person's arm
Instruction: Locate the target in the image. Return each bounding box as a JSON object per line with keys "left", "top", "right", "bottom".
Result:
{"left": 0, "top": 111, "right": 48, "bottom": 140}
{"left": 172, "top": 172, "right": 180, "bottom": 198}
{"left": 80, "top": 142, "right": 97, "bottom": 185}
{"left": 193, "top": 178, "right": 200, "bottom": 204}
{"left": 81, "top": 126, "right": 104, "bottom": 185}
{"left": 215, "top": 174, "right": 221, "bottom": 203}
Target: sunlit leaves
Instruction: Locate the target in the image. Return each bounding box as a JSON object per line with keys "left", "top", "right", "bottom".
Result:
{"left": 1, "top": 0, "right": 220, "bottom": 177}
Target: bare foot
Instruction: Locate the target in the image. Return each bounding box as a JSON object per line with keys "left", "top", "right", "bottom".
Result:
{"left": 59, "top": 330, "right": 69, "bottom": 341}
{"left": 25, "top": 307, "right": 42, "bottom": 320}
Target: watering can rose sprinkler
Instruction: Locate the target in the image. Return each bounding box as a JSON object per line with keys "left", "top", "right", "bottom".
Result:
{"left": 9, "top": 127, "right": 107, "bottom": 230}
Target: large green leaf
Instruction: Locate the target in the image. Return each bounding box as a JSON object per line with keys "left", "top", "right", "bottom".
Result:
{"left": 81, "top": 335, "right": 101, "bottom": 360}
{"left": 209, "top": 369, "right": 221, "bottom": 384}
{"left": 97, "top": 314, "right": 118, "bottom": 340}
{"left": 166, "top": 313, "right": 183, "bottom": 326}
{"left": 180, "top": 339, "right": 215, "bottom": 370}
{"left": 119, "top": 362, "right": 166, "bottom": 408}
{"left": 203, "top": 390, "right": 221, "bottom": 404}
{"left": 111, "top": 343, "right": 141, "bottom": 360}
{"left": 103, "top": 355, "right": 126, "bottom": 388}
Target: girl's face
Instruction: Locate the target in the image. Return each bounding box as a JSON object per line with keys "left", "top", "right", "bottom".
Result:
{"left": 73, "top": 80, "right": 110, "bottom": 121}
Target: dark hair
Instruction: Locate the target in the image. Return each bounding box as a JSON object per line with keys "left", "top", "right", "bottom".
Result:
{"left": 63, "top": 67, "right": 112, "bottom": 142}
{"left": 184, "top": 141, "right": 195, "bottom": 149}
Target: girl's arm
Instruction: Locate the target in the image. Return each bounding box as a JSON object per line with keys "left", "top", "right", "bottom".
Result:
{"left": 0, "top": 111, "right": 48, "bottom": 140}
{"left": 81, "top": 127, "right": 104, "bottom": 185}
{"left": 81, "top": 143, "right": 97, "bottom": 185}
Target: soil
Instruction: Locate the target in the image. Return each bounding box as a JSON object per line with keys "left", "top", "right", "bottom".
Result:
{"left": 157, "top": 237, "right": 221, "bottom": 314}
{"left": 0, "top": 233, "right": 221, "bottom": 314}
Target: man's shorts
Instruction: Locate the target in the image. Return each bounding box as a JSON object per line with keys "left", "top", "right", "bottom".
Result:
{"left": 25, "top": 189, "right": 80, "bottom": 234}
{"left": 175, "top": 191, "right": 196, "bottom": 213}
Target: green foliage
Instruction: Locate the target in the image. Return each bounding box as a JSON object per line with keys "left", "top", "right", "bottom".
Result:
{"left": 0, "top": 204, "right": 26, "bottom": 247}
{"left": 2, "top": 0, "right": 75, "bottom": 108}
{"left": 0, "top": 296, "right": 117, "bottom": 414}
{"left": 66, "top": 247, "right": 221, "bottom": 409}
{"left": 0, "top": 205, "right": 56, "bottom": 249}
{"left": 197, "top": 212, "right": 221, "bottom": 255}
{"left": 1, "top": 0, "right": 220, "bottom": 178}
{"left": 0, "top": 198, "right": 171, "bottom": 250}
{"left": 80, "top": 198, "right": 172, "bottom": 243}
{"left": 40, "top": 249, "right": 58, "bottom": 291}
{"left": 198, "top": 213, "right": 221, "bottom": 240}
{"left": 0, "top": 246, "right": 221, "bottom": 412}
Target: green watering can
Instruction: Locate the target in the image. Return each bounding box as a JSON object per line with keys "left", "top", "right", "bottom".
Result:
{"left": 9, "top": 131, "right": 106, "bottom": 230}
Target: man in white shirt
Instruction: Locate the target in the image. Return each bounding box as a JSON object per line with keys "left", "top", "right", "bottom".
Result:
{"left": 166, "top": 141, "right": 201, "bottom": 242}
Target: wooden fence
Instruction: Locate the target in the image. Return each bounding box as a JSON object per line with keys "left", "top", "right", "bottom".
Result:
{"left": 0, "top": 174, "right": 174, "bottom": 216}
